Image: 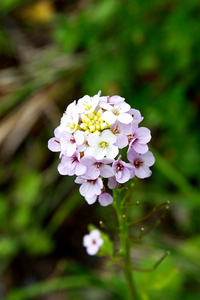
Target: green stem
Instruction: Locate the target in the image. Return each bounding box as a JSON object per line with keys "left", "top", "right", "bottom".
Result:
{"left": 113, "top": 188, "right": 140, "bottom": 300}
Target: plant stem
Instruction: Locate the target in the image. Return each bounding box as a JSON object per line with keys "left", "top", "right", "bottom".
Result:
{"left": 113, "top": 188, "right": 140, "bottom": 300}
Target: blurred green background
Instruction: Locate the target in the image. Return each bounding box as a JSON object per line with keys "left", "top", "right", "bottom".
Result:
{"left": 0, "top": 0, "right": 200, "bottom": 299}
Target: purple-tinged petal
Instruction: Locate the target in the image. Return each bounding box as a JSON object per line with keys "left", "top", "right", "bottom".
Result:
{"left": 100, "top": 165, "right": 114, "bottom": 178}
{"left": 98, "top": 193, "right": 113, "bottom": 206}
{"left": 108, "top": 176, "right": 117, "bottom": 189}
{"left": 135, "top": 165, "right": 152, "bottom": 179}
{"left": 74, "top": 163, "right": 87, "bottom": 176}
{"left": 136, "top": 127, "right": 151, "bottom": 143}
{"left": 127, "top": 149, "right": 139, "bottom": 163}
{"left": 116, "top": 168, "right": 130, "bottom": 184}
{"left": 85, "top": 195, "right": 97, "bottom": 205}
{"left": 115, "top": 134, "right": 128, "bottom": 148}
{"left": 48, "top": 138, "right": 61, "bottom": 152}
{"left": 140, "top": 151, "right": 155, "bottom": 166}
{"left": 132, "top": 142, "right": 149, "bottom": 154}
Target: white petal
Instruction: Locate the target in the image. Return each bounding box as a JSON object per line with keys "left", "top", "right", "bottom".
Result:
{"left": 85, "top": 195, "right": 97, "bottom": 205}
{"left": 88, "top": 133, "right": 100, "bottom": 147}
{"left": 87, "top": 245, "right": 99, "bottom": 255}
{"left": 93, "top": 147, "right": 107, "bottom": 160}
{"left": 102, "top": 111, "right": 117, "bottom": 124}
{"left": 99, "top": 102, "right": 113, "bottom": 110}
{"left": 106, "top": 145, "right": 119, "bottom": 159}
{"left": 83, "top": 235, "right": 91, "bottom": 247}
{"left": 118, "top": 113, "right": 133, "bottom": 124}
{"left": 101, "top": 130, "right": 117, "bottom": 144}
{"left": 74, "top": 130, "right": 85, "bottom": 145}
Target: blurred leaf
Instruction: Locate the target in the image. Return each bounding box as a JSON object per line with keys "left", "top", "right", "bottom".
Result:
{"left": 22, "top": 229, "right": 54, "bottom": 255}
{"left": 15, "top": 172, "right": 41, "bottom": 206}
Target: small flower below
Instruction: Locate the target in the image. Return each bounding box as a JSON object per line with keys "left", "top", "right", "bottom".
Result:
{"left": 83, "top": 229, "right": 103, "bottom": 255}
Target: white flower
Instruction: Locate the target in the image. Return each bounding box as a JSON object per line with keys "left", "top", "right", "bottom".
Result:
{"left": 59, "top": 113, "right": 79, "bottom": 133}
{"left": 77, "top": 94, "right": 99, "bottom": 114}
{"left": 100, "top": 101, "right": 133, "bottom": 124}
{"left": 83, "top": 229, "right": 103, "bottom": 255}
{"left": 88, "top": 130, "right": 118, "bottom": 159}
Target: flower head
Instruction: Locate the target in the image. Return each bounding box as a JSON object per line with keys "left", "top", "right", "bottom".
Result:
{"left": 48, "top": 91, "right": 155, "bottom": 205}
{"left": 83, "top": 229, "right": 103, "bottom": 255}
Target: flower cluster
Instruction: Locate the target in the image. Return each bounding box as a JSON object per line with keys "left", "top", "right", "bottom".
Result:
{"left": 48, "top": 91, "right": 155, "bottom": 206}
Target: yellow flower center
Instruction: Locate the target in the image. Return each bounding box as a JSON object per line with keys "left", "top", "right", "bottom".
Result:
{"left": 99, "top": 141, "right": 109, "bottom": 149}
{"left": 79, "top": 110, "right": 111, "bottom": 133}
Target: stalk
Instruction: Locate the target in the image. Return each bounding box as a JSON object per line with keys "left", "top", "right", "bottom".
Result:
{"left": 113, "top": 188, "right": 140, "bottom": 300}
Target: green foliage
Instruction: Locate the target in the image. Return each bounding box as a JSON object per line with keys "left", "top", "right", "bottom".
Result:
{"left": 0, "top": 0, "right": 200, "bottom": 299}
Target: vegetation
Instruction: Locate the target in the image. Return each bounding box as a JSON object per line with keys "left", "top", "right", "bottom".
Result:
{"left": 0, "top": 0, "right": 200, "bottom": 299}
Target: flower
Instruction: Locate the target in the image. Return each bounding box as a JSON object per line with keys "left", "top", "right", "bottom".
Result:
{"left": 48, "top": 91, "right": 155, "bottom": 205}
{"left": 100, "top": 101, "right": 133, "bottom": 124}
{"left": 77, "top": 94, "right": 99, "bottom": 114}
{"left": 83, "top": 229, "right": 103, "bottom": 255}
{"left": 110, "top": 121, "right": 131, "bottom": 149}
{"left": 75, "top": 176, "right": 103, "bottom": 200}
{"left": 59, "top": 113, "right": 79, "bottom": 133}
{"left": 128, "top": 122, "right": 151, "bottom": 154}
{"left": 87, "top": 130, "right": 119, "bottom": 160}
{"left": 58, "top": 151, "right": 86, "bottom": 176}
{"left": 113, "top": 155, "right": 134, "bottom": 184}
{"left": 127, "top": 149, "right": 155, "bottom": 179}
{"left": 81, "top": 156, "right": 114, "bottom": 179}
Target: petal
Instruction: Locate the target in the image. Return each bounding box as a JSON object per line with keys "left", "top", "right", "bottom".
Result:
{"left": 66, "top": 143, "right": 77, "bottom": 156}
{"left": 140, "top": 151, "right": 155, "bottom": 166}
{"left": 85, "top": 195, "right": 97, "bottom": 205}
{"left": 74, "top": 130, "right": 85, "bottom": 145}
{"left": 118, "top": 113, "right": 133, "bottom": 124}
{"left": 116, "top": 168, "right": 130, "bottom": 184}
{"left": 98, "top": 193, "right": 113, "bottom": 206}
{"left": 115, "top": 101, "right": 130, "bottom": 112}
{"left": 48, "top": 138, "right": 61, "bottom": 152}
{"left": 99, "top": 102, "right": 113, "bottom": 110}
{"left": 106, "top": 145, "right": 119, "bottom": 159}
{"left": 57, "top": 162, "right": 69, "bottom": 175}
{"left": 84, "top": 165, "right": 100, "bottom": 179}
{"left": 80, "top": 182, "right": 95, "bottom": 198}
{"left": 100, "top": 165, "right": 114, "bottom": 178}
{"left": 75, "top": 176, "right": 85, "bottom": 184}
{"left": 132, "top": 143, "right": 149, "bottom": 154}
{"left": 88, "top": 133, "right": 100, "bottom": 147}
{"left": 93, "top": 147, "right": 107, "bottom": 160}
{"left": 115, "top": 134, "right": 128, "bottom": 149}
{"left": 127, "top": 149, "right": 139, "bottom": 163}
{"left": 83, "top": 234, "right": 91, "bottom": 247}
{"left": 102, "top": 111, "right": 117, "bottom": 124}
{"left": 135, "top": 165, "right": 152, "bottom": 179}
{"left": 101, "top": 130, "right": 117, "bottom": 144}
{"left": 110, "top": 95, "right": 125, "bottom": 103}
{"left": 108, "top": 176, "right": 117, "bottom": 189}
{"left": 90, "top": 229, "right": 101, "bottom": 239}
{"left": 74, "top": 163, "right": 87, "bottom": 176}
{"left": 81, "top": 156, "right": 96, "bottom": 166}
{"left": 136, "top": 127, "right": 151, "bottom": 143}
{"left": 87, "top": 245, "right": 99, "bottom": 255}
